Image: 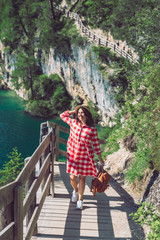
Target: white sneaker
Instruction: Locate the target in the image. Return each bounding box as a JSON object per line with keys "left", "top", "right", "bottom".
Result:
{"left": 71, "top": 190, "right": 78, "bottom": 202}
{"left": 76, "top": 200, "right": 83, "bottom": 210}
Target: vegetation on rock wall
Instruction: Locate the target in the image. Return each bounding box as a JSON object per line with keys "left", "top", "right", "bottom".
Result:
{"left": 26, "top": 74, "right": 72, "bottom": 117}
{"left": 131, "top": 202, "right": 160, "bottom": 240}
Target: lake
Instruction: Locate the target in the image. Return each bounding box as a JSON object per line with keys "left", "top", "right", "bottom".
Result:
{"left": 0, "top": 90, "right": 68, "bottom": 169}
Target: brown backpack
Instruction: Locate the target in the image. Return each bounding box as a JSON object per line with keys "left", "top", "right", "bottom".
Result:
{"left": 90, "top": 169, "right": 110, "bottom": 197}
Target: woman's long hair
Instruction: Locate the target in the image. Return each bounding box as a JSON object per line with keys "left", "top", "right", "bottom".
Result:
{"left": 75, "top": 106, "right": 95, "bottom": 127}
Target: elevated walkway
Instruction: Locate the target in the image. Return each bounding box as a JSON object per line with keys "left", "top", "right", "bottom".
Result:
{"left": 0, "top": 123, "right": 144, "bottom": 240}
{"left": 31, "top": 162, "right": 144, "bottom": 240}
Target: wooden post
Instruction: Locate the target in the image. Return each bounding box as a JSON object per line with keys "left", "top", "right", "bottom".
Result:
{"left": 41, "top": 135, "right": 47, "bottom": 191}
{"left": 14, "top": 184, "right": 23, "bottom": 240}
{"left": 99, "top": 38, "right": 101, "bottom": 45}
{"left": 45, "top": 140, "right": 51, "bottom": 196}
{"left": 25, "top": 158, "right": 37, "bottom": 236}
{"left": 55, "top": 124, "right": 60, "bottom": 162}
{"left": 50, "top": 129, "right": 55, "bottom": 197}
{"left": 40, "top": 136, "right": 51, "bottom": 195}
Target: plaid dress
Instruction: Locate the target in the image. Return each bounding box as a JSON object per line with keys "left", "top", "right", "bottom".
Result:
{"left": 60, "top": 111, "right": 101, "bottom": 177}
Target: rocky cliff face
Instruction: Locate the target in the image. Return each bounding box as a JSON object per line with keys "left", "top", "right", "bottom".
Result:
{"left": 0, "top": 41, "right": 119, "bottom": 123}
{"left": 145, "top": 172, "right": 160, "bottom": 210}
{"left": 40, "top": 43, "right": 119, "bottom": 123}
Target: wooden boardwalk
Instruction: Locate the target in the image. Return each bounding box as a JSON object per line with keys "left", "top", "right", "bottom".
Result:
{"left": 31, "top": 162, "right": 144, "bottom": 240}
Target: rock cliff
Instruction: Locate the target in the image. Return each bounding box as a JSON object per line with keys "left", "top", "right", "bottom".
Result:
{"left": 39, "top": 43, "right": 119, "bottom": 123}
{"left": 0, "top": 41, "right": 119, "bottom": 123}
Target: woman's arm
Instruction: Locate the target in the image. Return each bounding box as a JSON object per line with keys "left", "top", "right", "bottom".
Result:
{"left": 69, "top": 110, "right": 75, "bottom": 115}
{"left": 91, "top": 128, "right": 104, "bottom": 166}
{"left": 97, "top": 153, "right": 105, "bottom": 166}
{"left": 60, "top": 110, "right": 75, "bottom": 126}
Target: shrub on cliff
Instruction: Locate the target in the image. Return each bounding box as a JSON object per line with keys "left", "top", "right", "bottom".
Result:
{"left": 26, "top": 74, "right": 72, "bottom": 117}
{"left": 131, "top": 202, "right": 160, "bottom": 240}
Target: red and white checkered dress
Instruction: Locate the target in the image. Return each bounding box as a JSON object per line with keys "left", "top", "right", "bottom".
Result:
{"left": 60, "top": 111, "right": 101, "bottom": 177}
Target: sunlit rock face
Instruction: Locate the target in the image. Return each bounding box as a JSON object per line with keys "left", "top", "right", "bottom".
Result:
{"left": 0, "top": 41, "right": 119, "bottom": 123}
{"left": 146, "top": 173, "right": 160, "bottom": 211}
{"left": 40, "top": 44, "right": 119, "bottom": 123}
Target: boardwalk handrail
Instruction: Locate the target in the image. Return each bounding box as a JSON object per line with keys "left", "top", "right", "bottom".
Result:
{"left": 0, "top": 123, "right": 59, "bottom": 240}
{"left": 56, "top": 5, "right": 139, "bottom": 64}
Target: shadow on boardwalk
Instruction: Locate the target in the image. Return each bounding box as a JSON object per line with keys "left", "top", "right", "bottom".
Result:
{"left": 34, "top": 163, "right": 145, "bottom": 240}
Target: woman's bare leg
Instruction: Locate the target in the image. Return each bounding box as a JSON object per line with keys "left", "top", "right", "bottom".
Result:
{"left": 70, "top": 174, "right": 78, "bottom": 192}
{"left": 78, "top": 175, "right": 86, "bottom": 200}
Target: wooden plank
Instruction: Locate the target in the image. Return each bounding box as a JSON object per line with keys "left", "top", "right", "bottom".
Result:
{"left": 16, "top": 131, "right": 51, "bottom": 185}
{"left": 25, "top": 174, "right": 52, "bottom": 240}
{"left": 0, "top": 181, "right": 17, "bottom": 209}
{"left": 14, "top": 184, "right": 23, "bottom": 240}
{"left": 23, "top": 153, "right": 51, "bottom": 218}
{"left": 24, "top": 159, "right": 37, "bottom": 236}
{"left": 37, "top": 219, "right": 113, "bottom": 230}
{"left": 59, "top": 125, "right": 69, "bottom": 134}
{"left": 59, "top": 149, "right": 67, "bottom": 157}
{"left": 48, "top": 122, "right": 56, "bottom": 131}
{"left": 59, "top": 137, "right": 67, "bottom": 145}
{"left": 36, "top": 226, "right": 114, "bottom": 239}
{"left": 0, "top": 222, "right": 14, "bottom": 240}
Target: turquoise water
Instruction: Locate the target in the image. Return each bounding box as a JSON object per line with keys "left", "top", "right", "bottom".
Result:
{"left": 0, "top": 90, "right": 68, "bottom": 169}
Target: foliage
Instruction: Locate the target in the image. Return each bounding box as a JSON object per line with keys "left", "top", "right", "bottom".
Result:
{"left": 75, "top": 0, "right": 117, "bottom": 30}
{"left": 125, "top": 143, "right": 150, "bottom": 182}
{"left": 92, "top": 45, "right": 136, "bottom": 106}
{"left": 26, "top": 74, "right": 72, "bottom": 117}
{"left": 123, "top": 64, "right": 160, "bottom": 181}
{"left": 74, "top": 0, "right": 160, "bottom": 63}
{"left": 0, "top": 147, "right": 24, "bottom": 187}
{"left": 11, "top": 51, "right": 42, "bottom": 98}
{"left": 131, "top": 202, "right": 160, "bottom": 240}
{"left": 98, "top": 115, "right": 122, "bottom": 158}
{"left": 87, "top": 100, "right": 102, "bottom": 124}
{"left": 66, "top": 22, "right": 88, "bottom": 47}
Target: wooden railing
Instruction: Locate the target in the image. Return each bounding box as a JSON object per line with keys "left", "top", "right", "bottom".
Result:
{"left": 57, "top": 6, "right": 139, "bottom": 64}
{"left": 0, "top": 122, "right": 69, "bottom": 240}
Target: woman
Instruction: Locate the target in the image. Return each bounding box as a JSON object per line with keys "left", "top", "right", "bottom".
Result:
{"left": 60, "top": 105, "right": 104, "bottom": 210}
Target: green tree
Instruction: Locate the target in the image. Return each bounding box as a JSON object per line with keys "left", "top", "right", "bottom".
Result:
{"left": 26, "top": 74, "right": 72, "bottom": 117}
{"left": 0, "top": 147, "right": 24, "bottom": 187}
{"left": 11, "top": 51, "right": 42, "bottom": 98}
